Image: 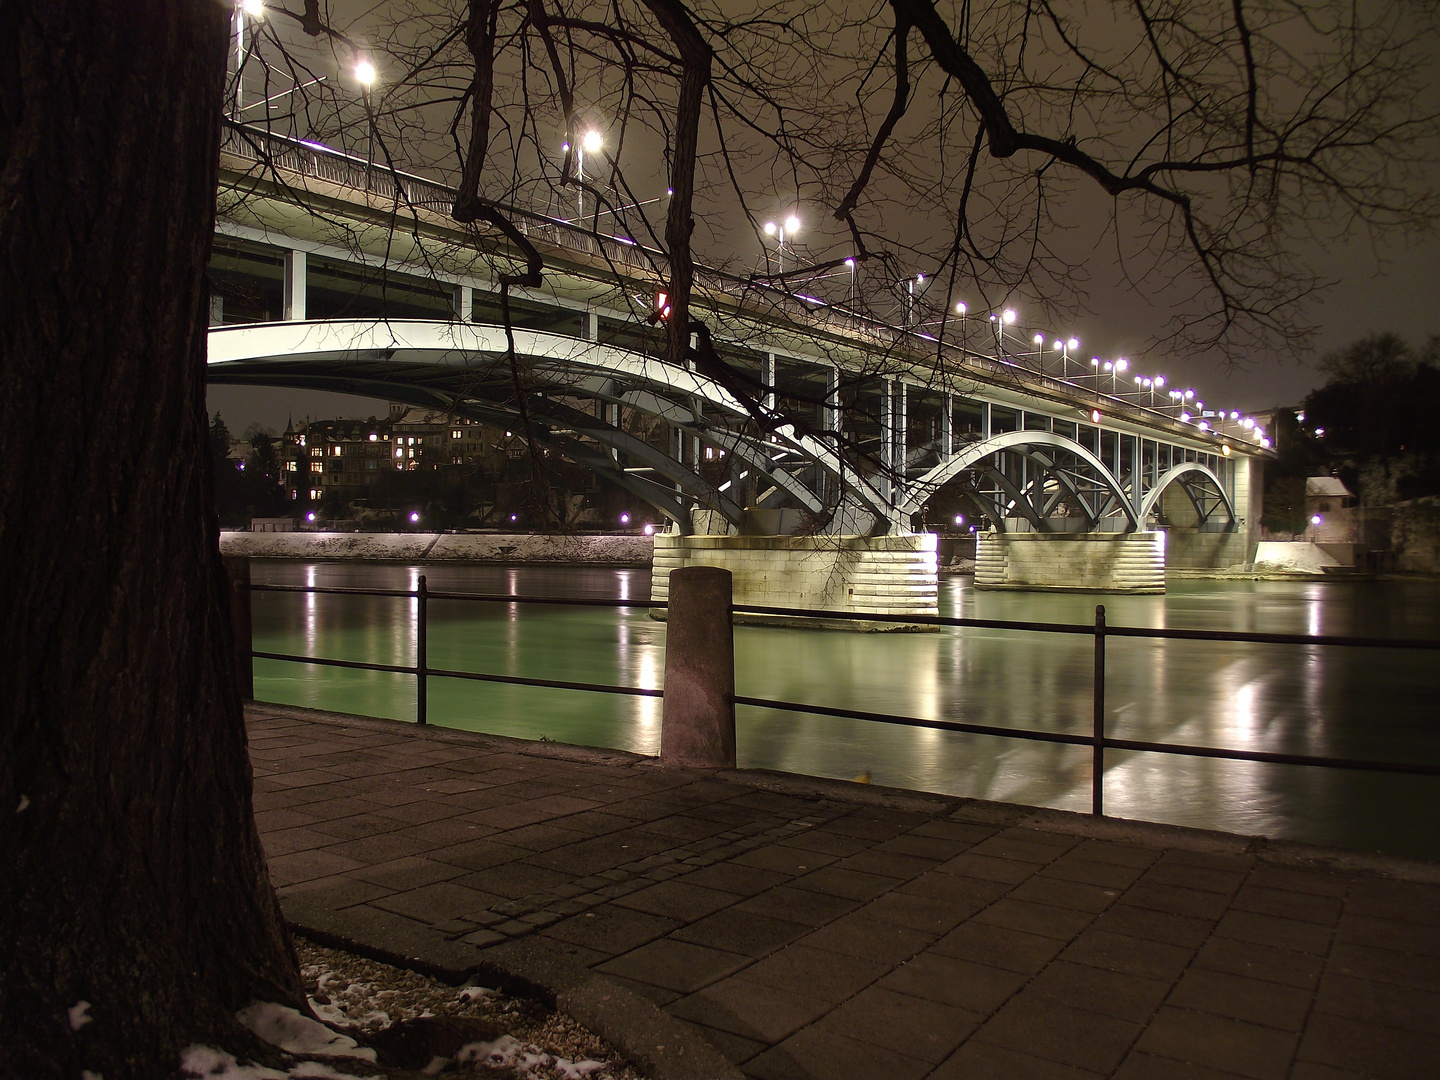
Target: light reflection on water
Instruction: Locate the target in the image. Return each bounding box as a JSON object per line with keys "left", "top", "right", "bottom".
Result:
{"left": 251, "top": 561, "right": 1440, "bottom": 859}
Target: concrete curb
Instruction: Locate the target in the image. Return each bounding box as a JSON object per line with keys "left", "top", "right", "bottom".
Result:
{"left": 280, "top": 897, "right": 742, "bottom": 1080}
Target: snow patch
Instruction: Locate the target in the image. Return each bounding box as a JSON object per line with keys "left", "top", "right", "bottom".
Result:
{"left": 236, "top": 1002, "right": 377, "bottom": 1062}
{"left": 16, "top": 794, "right": 29, "bottom": 812}
{"left": 456, "top": 985, "right": 494, "bottom": 1003}
{"left": 180, "top": 1046, "right": 374, "bottom": 1080}
{"left": 456, "top": 1035, "right": 606, "bottom": 1078}
{"left": 68, "top": 1001, "right": 92, "bottom": 1030}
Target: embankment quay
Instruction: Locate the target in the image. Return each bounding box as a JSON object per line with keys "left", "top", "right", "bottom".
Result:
{"left": 253, "top": 704, "right": 1440, "bottom": 1080}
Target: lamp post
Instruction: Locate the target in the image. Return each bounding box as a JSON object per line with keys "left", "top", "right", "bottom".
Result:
{"left": 567, "top": 128, "right": 602, "bottom": 217}
{"left": 1033, "top": 333, "right": 1045, "bottom": 372}
{"left": 1052, "top": 337, "right": 1078, "bottom": 379}
{"left": 763, "top": 213, "right": 800, "bottom": 274}
{"left": 844, "top": 257, "right": 856, "bottom": 309}
{"left": 954, "top": 302, "right": 968, "bottom": 356}
{"left": 231, "top": 0, "right": 266, "bottom": 118}
{"left": 355, "top": 58, "right": 377, "bottom": 185}
{"left": 1106, "top": 357, "right": 1128, "bottom": 394}
{"left": 905, "top": 272, "right": 925, "bottom": 327}
{"left": 989, "top": 308, "right": 1016, "bottom": 357}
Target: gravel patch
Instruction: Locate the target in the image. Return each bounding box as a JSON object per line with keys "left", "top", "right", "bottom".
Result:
{"left": 297, "top": 936, "right": 643, "bottom": 1079}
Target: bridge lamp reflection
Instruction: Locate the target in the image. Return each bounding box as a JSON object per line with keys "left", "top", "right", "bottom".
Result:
{"left": 306, "top": 512, "right": 316, "bottom": 522}
{"left": 409, "top": 511, "right": 420, "bottom": 523}
{"left": 620, "top": 513, "right": 631, "bottom": 525}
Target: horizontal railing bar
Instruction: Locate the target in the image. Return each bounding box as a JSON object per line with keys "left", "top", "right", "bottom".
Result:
{"left": 731, "top": 603, "right": 1095, "bottom": 636}
{"left": 733, "top": 694, "right": 1440, "bottom": 777}
{"left": 252, "top": 584, "right": 420, "bottom": 598}
{"left": 253, "top": 650, "right": 660, "bottom": 699}
{"left": 1101, "top": 624, "right": 1440, "bottom": 650}
{"left": 1102, "top": 736, "right": 1440, "bottom": 776}
{"left": 252, "top": 651, "right": 416, "bottom": 675}
{"left": 251, "top": 583, "right": 1440, "bottom": 650}
{"left": 733, "top": 694, "right": 1093, "bottom": 746}
{"left": 425, "top": 665, "right": 663, "bottom": 698}
{"left": 251, "top": 656, "right": 1438, "bottom": 779}
{"left": 427, "top": 591, "right": 662, "bottom": 608}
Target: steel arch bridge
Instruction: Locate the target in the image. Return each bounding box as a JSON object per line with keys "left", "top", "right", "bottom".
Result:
{"left": 208, "top": 319, "right": 1236, "bottom": 536}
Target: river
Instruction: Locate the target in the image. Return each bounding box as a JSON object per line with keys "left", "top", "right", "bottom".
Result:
{"left": 250, "top": 561, "right": 1440, "bottom": 860}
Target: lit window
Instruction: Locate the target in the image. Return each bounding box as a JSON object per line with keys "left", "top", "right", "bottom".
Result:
{"left": 332, "top": 445, "right": 342, "bottom": 456}
{"left": 452, "top": 430, "right": 462, "bottom": 439}
{"left": 394, "top": 448, "right": 403, "bottom": 458}
{"left": 368, "top": 433, "right": 377, "bottom": 442}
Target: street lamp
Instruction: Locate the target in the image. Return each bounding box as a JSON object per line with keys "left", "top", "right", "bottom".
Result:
{"left": 231, "top": 0, "right": 266, "bottom": 117}
{"left": 955, "top": 301, "right": 968, "bottom": 355}
{"left": 763, "top": 213, "right": 800, "bottom": 273}
{"left": 1052, "top": 337, "right": 1078, "bottom": 379}
{"left": 906, "top": 272, "right": 925, "bottom": 327}
{"left": 1033, "top": 333, "right": 1045, "bottom": 372}
{"left": 844, "top": 257, "right": 856, "bottom": 308}
{"left": 355, "top": 58, "right": 378, "bottom": 184}
{"left": 567, "top": 128, "right": 603, "bottom": 216}
{"left": 989, "top": 308, "right": 1016, "bottom": 356}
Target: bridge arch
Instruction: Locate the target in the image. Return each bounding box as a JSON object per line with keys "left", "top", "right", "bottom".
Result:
{"left": 207, "top": 319, "right": 892, "bottom": 533}
{"left": 897, "top": 430, "right": 1140, "bottom": 532}
{"left": 1139, "top": 461, "right": 1236, "bottom": 531}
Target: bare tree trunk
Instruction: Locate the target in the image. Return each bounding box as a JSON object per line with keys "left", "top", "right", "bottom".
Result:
{"left": 0, "top": 2, "right": 305, "bottom": 1076}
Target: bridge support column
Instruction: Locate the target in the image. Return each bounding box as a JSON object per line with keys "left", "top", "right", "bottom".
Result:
{"left": 975, "top": 531, "right": 1166, "bottom": 592}
{"left": 651, "top": 532, "right": 938, "bottom": 629}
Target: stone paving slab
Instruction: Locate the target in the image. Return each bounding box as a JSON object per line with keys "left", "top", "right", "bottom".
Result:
{"left": 250, "top": 704, "right": 1440, "bottom": 1080}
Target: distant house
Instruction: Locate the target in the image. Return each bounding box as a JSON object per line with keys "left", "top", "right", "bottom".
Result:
{"left": 1306, "top": 476, "right": 1357, "bottom": 542}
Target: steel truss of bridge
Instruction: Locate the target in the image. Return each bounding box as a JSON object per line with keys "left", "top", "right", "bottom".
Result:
{"left": 208, "top": 122, "right": 1261, "bottom": 540}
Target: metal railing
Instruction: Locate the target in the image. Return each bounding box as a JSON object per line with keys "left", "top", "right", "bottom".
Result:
{"left": 242, "top": 577, "right": 1440, "bottom": 818}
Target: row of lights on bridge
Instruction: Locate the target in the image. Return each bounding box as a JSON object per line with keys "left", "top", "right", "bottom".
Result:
{"left": 230, "top": 16, "right": 1270, "bottom": 453}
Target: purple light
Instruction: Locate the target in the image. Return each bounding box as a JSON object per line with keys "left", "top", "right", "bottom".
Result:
{"left": 620, "top": 513, "right": 631, "bottom": 525}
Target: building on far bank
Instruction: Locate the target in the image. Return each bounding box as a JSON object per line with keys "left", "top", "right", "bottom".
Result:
{"left": 281, "top": 404, "right": 500, "bottom": 504}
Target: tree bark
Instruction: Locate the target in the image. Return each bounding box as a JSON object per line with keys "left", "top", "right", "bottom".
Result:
{"left": 0, "top": 2, "right": 305, "bottom": 1076}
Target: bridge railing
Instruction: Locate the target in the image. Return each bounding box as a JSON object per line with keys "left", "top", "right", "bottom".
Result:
{"left": 216, "top": 121, "right": 1244, "bottom": 449}
{"left": 233, "top": 574, "right": 1440, "bottom": 822}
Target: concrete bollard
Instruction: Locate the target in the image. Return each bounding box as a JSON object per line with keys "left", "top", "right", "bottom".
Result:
{"left": 222, "top": 555, "right": 254, "bottom": 700}
{"left": 660, "top": 565, "right": 736, "bottom": 768}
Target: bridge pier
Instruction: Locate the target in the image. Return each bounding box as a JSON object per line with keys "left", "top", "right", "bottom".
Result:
{"left": 974, "top": 531, "right": 1167, "bottom": 593}
{"left": 650, "top": 532, "right": 938, "bottom": 629}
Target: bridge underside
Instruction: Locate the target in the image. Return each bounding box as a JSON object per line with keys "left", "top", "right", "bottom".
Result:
{"left": 210, "top": 320, "right": 1258, "bottom": 598}
{"left": 210, "top": 320, "right": 1238, "bottom": 540}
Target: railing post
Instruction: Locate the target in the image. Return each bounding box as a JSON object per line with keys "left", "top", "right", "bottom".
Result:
{"left": 222, "top": 556, "right": 254, "bottom": 700}
{"left": 661, "top": 566, "right": 737, "bottom": 768}
{"left": 1092, "top": 604, "right": 1106, "bottom": 816}
{"left": 416, "top": 574, "right": 428, "bottom": 726}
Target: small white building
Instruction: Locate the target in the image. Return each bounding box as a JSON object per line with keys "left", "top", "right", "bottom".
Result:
{"left": 1306, "top": 477, "right": 1357, "bottom": 543}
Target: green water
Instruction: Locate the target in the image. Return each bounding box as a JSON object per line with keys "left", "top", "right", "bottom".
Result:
{"left": 252, "top": 561, "right": 1440, "bottom": 859}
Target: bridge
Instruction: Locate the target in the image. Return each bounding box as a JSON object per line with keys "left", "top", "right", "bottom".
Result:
{"left": 208, "top": 123, "right": 1267, "bottom": 613}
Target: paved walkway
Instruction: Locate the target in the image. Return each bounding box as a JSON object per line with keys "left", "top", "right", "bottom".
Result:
{"left": 249, "top": 704, "right": 1440, "bottom": 1080}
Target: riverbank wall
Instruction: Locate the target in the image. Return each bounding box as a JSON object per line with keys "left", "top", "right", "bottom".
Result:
{"left": 218, "top": 531, "right": 654, "bottom": 566}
